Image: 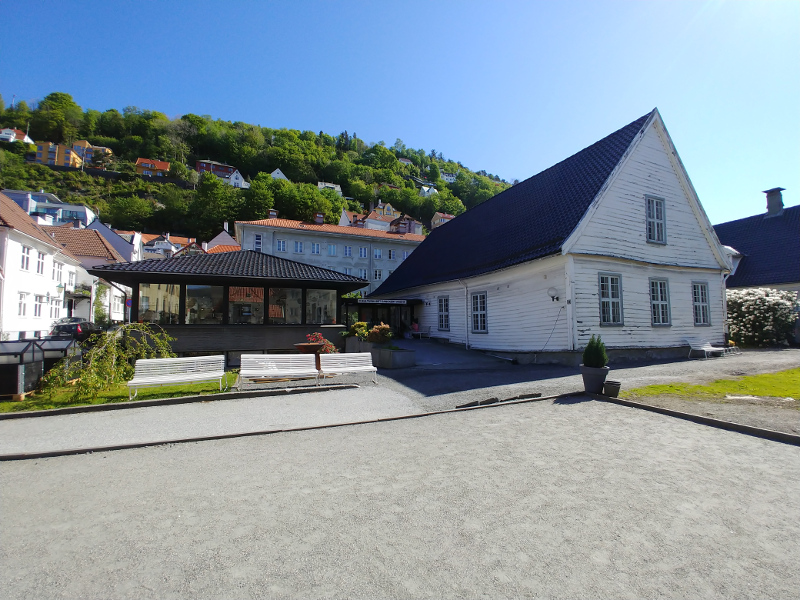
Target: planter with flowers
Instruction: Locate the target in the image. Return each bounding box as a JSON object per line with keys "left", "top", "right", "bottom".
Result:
{"left": 580, "top": 334, "right": 609, "bottom": 394}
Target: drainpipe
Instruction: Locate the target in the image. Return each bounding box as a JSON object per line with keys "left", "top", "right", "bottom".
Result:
{"left": 458, "top": 279, "right": 470, "bottom": 349}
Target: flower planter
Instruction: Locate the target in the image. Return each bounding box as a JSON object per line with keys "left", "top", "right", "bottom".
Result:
{"left": 580, "top": 365, "right": 609, "bottom": 394}
{"left": 377, "top": 348, "right": 416, "bottom": 369}
{"left": 603, "top": 380, "right": 621, "bottom": 398}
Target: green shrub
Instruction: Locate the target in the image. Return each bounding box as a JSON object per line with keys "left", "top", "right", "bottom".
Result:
{"left": 727, "top": 288, "right": 798, "bottom": 347}
{"left": 366, "top": 322, "right": 393, "bottom": 345}
{"left": 582, "top": 334, "right": 608, "bottom": 368}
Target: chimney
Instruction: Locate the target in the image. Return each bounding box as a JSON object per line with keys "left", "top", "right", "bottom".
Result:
{"left": 223, "top": 221, "right": 229, "bottom": 232}
{"left": 314, "top": 212, "right": 324, "bottom": 224}
{"left": 165, "top": 232, "right": 170, "bottom": 241}
{"left": 763, "top": 187, "right": 785, "bottom": 216}
{"left": 268, "top": 209, "right": 278, "bottom": 219}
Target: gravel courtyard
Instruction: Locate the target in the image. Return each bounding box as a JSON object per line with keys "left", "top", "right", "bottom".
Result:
{"left": 2, "top": 399, "right": 799, "bottom": 599}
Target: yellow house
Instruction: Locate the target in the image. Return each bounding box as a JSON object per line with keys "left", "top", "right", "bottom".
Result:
{"left": 72, "top": 140, "right": 113, "bottom": 169}
{"left": 34, "top": 142, "right": 84, "bottom": 168}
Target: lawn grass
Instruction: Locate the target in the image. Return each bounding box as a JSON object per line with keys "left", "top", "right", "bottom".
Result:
{"left": 0, "top": 371, "right": 240, "bottom": 414}
{"left": 621, "top": 367, "right": 800, "bottom": 401}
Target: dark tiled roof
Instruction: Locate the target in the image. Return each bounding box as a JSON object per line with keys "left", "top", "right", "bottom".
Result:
{"left": 713, "top": 205, "right": 800, "bottom": 288}
{"left": 89, "top": 250, "right": 368, "bottom": 284}
{"left": 371, "top": 111, "right": 654, "bottom": 296}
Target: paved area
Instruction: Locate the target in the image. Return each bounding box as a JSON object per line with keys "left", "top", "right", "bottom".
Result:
{"left": 2, "top": 399, "right": 799, "bottom": 599}
{"left": 1, "top": 347, "right": 797, "bottom": 456}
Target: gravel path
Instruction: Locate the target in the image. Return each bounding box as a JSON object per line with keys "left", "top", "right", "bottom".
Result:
{"left": 2, "top": 399, "right": 799, "bottom": 599}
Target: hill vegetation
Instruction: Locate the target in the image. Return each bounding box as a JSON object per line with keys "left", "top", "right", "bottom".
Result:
{"left": 0, "top": 92, "right": 512, "bottom": 240}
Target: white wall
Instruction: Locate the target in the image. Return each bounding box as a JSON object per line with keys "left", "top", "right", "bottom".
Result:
{"left": 571, "top": 256, "right": 726, "bottom": 348}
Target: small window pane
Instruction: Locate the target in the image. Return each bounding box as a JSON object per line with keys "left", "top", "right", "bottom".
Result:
{"left": 139, "top": 284, "right": 180, "bottom": 325}
{"left": 229, "top": 286, "right": 265, "bottom": 324}
{"left": 306, "top": 289, "right": 337, "bottom": 324}
{"left": 269, "top": 288, "right": 302, "bottom": 324}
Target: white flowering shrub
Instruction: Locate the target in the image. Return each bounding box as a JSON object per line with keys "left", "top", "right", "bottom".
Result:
{"left": 726, "top": 288, "right": 798, "bottom": 346}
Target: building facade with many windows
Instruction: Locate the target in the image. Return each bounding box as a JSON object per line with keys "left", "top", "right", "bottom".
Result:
{"left": 235, "top": 217, "right": 425, "bottom": 295}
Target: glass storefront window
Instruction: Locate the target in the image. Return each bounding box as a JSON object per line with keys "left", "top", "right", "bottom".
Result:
{"left": 229, "top": 286, "right": 265, "bottom": 324}
{"left": 269, "top": 288, "right": 302, "bottom": 325}
{"left": 306, "top": 289, "right": 337, "bottom": 324}
{"left": 186, "top": 285, "right": 224, "bottom": 325}
{"left": 138, "top": 284, "right": 180, "bottom": 325}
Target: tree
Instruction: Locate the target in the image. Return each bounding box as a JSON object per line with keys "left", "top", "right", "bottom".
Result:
{"left": 428, "top": 162, "right": 440, "bottom": 182}
{"left": 240, "top": 172, "right": 274, "bottom": 220}
{"left": 107, "top": 195, "right": 154, "bottom": 230}
{"left": 189, "top": 173, "right": 242, "bottom": 239}
{"left": 30, "top": 92, "right": 83, "bottom": 143}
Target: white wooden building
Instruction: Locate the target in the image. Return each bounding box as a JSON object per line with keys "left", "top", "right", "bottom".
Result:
{"left": 370, "top": 109, "right": 731, "bottom": 361}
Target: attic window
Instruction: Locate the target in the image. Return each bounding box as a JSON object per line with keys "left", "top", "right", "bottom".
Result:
{"left": 646, "top": 196, "right": 666, "bottom": 244}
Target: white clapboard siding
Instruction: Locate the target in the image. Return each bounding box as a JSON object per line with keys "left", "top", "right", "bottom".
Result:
{"left": 566, "top": 121, "right": 722, "bottom": 269}
{"left": 571, "top": 256, "right": 726, "bottom": 348}
{"left": 401, "top": 256, "right": 571, "bottom": 351}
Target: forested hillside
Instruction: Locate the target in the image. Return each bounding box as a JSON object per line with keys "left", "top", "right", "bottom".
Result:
{"left": 0, "top": 92, "right": 512, "bottom": 240}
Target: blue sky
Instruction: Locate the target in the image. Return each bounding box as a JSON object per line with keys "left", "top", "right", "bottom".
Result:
{"left": 2, "top": 0, "right": 798, "bottom": 224}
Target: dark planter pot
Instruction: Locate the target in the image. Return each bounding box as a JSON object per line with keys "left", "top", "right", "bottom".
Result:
{"left": 580, "top": 365, "right": 610, "bottom": 394}
{"left": 603, "top": 380, "right": 621, "bottom": 398}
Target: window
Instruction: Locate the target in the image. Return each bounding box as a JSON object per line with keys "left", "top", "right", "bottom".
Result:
{"left": 276, "top": 239, "right": 286, "bottom": 252}
{"left": 143, "top": 170, "right": 152, "bottom": 176}
{"left": 306, "top": 289, "right": 337, "bottom": 324}
{"left": 374, "top": 269, "right": 382, "bottom": 281}
{"left": 402, "top": 251, "right": 409, "bottom": 260}
{"left": 36, "top": 252, "right": 45, "bottom": 274}
{"left": 254, "top": 234, "right": 262, "bottom": 253}
{"left": 388, "top": 249, "right": 396, "bottom": 260}
{"left": 438, "top": 296, "right": 450, "bottom": 331}
{"left": 344, "top": 267, "right": 352, "bottom": 275}
{"left": 692, "top": 282, "right": 711, "bottom": 326}
{"left": 138, "top": 284, "right": 180, "bottom": 325}
{"left": 359, "top": 246, "right": 368, "bottom": 258}
{"left": 374, "top": 248, "right": 382, "bottom": 259}
{"left": 646, "top": 196, "right": 666, "bottom": 244}
{"left": 649, "top": 279, "right": 671, "bottom": 326}
{"left": 53, "top": 262, "right": 63, "bottom": 282}
{"left": 229, "top": 286, "right": 265, "bottom": 325}
{"left": 50, "top": 298, "right": 61, "bottom": 319}
{"left": 185, "top": 285, "right": 224, "bottom": 325}
{"left": 21, "top": 246, "right": 31, "bottom": 270}
{"left": 471, "top": 292, "right": 487, "bottom": 332}
{"left": 268, "top": 288, "right": 302, "bottom": 325}
{"left": 294, "top": 241, "right": 303, "bottom": 253}
{"left": 18, "top": 293, "right": 27, "bottom": 316}
{"left": 358, "top": 268, "right": 368, "bottom": 279}
{"left": 328, "top": 244, "right": 336, "bottom": 256}
{"left": 344, "top": 245, "right": 352, "bottom": 257}
{"left": 311, "top": 243, "right": 320, "bottom": 255}
{"left": 68, "top": 271, "right": 75, "bottom": 287}
{"left": 34, "top": 295, "right": 45, "bottom": 317}
{"left": 599, "top": 273, "right": 623, "bottom": 325}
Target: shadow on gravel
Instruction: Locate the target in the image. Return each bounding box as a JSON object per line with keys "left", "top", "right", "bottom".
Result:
{"left": 553, "top": 395, "right": 593, "bottom": 405}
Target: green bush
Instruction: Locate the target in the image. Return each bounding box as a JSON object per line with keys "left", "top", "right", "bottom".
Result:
{"left": 582, "top": 334, "right": 608, "bottom": 368}
{"left": 727, "top": 288, "right": 798, "bottom": 347}
{"left": 366, "top": 322, "right": 393, "bottom": 345}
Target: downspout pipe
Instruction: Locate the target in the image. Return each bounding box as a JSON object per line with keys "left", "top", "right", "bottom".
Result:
{"left": 458, "top": 279, "right": 470, "bottom": 350}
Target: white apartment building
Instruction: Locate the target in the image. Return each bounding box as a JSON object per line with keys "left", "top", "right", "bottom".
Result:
{"left": 235, "top": 215, "right": 426, "bottom": 295}
{"left": 1, "top": 193, "right": 83, "bottom": 340}
{"left": 3, "top": 189, "right": 98, "bottom": 227}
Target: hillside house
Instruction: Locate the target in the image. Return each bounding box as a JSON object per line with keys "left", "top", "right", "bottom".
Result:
{"left": 0, "top": 128, "right": 34, "bottom": 144}
{"left": 135, "top": 158, "right": 170, "bottom": 177}
{"left": 196, "top": 160, "right": 250, "bottom": 188}
{"left": 270, "top": 168, "right": 290, "bottom": 181}
{"left": 431, "top": 212, "right": 455, "bottom": 229}
{"left": 3, "top": 189, "right": 97, "bottom": 227}
{"left": 318, "top": 182, "right": 343, "bottom": 196}
{"left": 370, "top": 109, "right": 731, "bottom": 362}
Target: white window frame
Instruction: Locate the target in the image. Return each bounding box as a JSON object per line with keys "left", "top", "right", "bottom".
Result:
{"left": 276, "top": 239, "right": 286, "bottom": 252}
{"left": 388, "top": 249, "right": 396, "bottom": 260}
{"left": 438, "top": 296, "right": 450, "bottom": 331}
{"left": 646, "top": 195, "right": 666, "bottom": 244}
{"left": 36, "top": 251, "right": 45, "bottom": 274}
{"left": 692, "top": 282, "right": 711, "bottom": 326}
{"left": 68, "top": 271, "right": 76, "bottom": 286}
{"left": 53, "top": 261, "right": 63, "bottom": 282}
{"left": 471, "top": 292, "right": 487, "bottom": 333}
{"left": 649, "top": 278, "right": 671, "bottom": 326}
{"left": 402, "top": 251, "right": 409, "bottom": 260}
{"left": 359, "top": 246, "right": 368, "bottom": 258}
{"left": 34, "top": 295, "right": 45, "bottom": 317}
{"left": 311, "top": 243, "right": 320, "bottom": 255}
{"left": 344, "top": 267, "right": 352, "bottom": 276}
{"left": 374, "top": 248, "right": 382, "bottom": 259}
{"left": 358, "top": 268, "right": 368, "bottom": 279}
{"left": 598, "top": 273, "right": 623, "bottom": 325}
{"left": 18, "top": 292, "right": 27, "bottom": 316}
{"left": 344, "top": 245, "right": 352, "bottom": 257}
{"left": 254, "top": 233, "right": 262, "bottom": 253}
{"left": 294, "top": 241, "right": 303, "bottom": 253}
{"left": 21, "top": 246, "right": 31, "bottom": 271}
{"left": 328, "top": 244, "right": 336, "bottom": 256}
{"left": 50, "top": 298, "right": 61, "bottom": 319}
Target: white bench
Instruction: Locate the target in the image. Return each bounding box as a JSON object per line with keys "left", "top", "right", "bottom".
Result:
{"left": 319, "top": 352, "right": 378, "bottom": 384}
{"left": 237, "top": 354, "right": 320, "bottom": 390}
{"left": 410, "top": 326, "right": 430, "bottom": 339}
{"left": 128, "top": 355, "right": 227, "bottom": 399}
{"left": 684, "top": 339, "right": 729, "bottom": 359}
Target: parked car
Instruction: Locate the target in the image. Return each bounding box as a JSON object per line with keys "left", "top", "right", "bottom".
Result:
{"left": 49, "top": 318, "right": 103, "bottom": 343}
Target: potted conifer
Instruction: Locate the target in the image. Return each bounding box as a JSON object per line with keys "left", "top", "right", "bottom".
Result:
{"left": 580, "top": 335, "right": 609, "bottom": 394}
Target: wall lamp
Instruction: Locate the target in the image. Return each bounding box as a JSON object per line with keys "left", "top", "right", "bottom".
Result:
{"left": 547, "top": 287, "right": 560, "bottom": 302}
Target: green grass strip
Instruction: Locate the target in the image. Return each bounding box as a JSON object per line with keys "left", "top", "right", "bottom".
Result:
{"left": 621, "top": 368, "right": 800, "bottom": 400}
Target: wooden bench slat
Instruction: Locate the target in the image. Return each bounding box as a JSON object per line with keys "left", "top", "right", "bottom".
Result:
{"left": 127, "top": 355, "right": 227, "bottom": 399}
